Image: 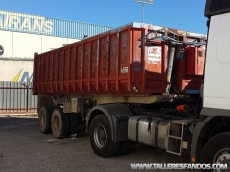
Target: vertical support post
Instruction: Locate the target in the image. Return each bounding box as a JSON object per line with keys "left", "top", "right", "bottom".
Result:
{"left": 116, "top": 32, "right": 120, "bottom": 92}
{"left": 23, "top": 82, "right": 29, "bottom": 112}
{"left": 166, "top": 41, "right": 176, "bottom": 94}
{"left": 96, "top": 39, "right": 100, "bottom": 92}
{"left": 80, "top": 43, "right": 83, "bottom": 92}
{"left": 27, "top": 85, "right": 29, "bottom": 112}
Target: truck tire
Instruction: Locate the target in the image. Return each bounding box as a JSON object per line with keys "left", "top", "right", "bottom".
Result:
{"left": 201, "top": 132, "right": 230, "bottom": 172}
{"left": 89, "top": 115, "right": 121, "bottom": 157}
{"left": 51, "top": 107, "right": 70, "bottom": 139}
{"left": 38, "top": 106, "right": 53, "bottom": 134}
{"left": 116, "top": 141, "right": 132, "bottom": 155}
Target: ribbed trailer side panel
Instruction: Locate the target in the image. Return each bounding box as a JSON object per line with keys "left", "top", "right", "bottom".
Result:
{"left": 33, "top": 26, "right": 167, "bottom": 95}
{"left": 33, "top": 23, "right": 206, "bottom": 96}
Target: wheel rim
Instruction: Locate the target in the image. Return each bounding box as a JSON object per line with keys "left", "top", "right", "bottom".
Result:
{"left": 39, "top": 110, "right": 45, "bottom": 130}
{"left": 52, "top": 114, "right": 61, "bottom": 136}
{"left": 213, "top": 148, "right": 230, "bottom": 172}
{"left": 94, "top": 124, "right": 107, "bottom": 148}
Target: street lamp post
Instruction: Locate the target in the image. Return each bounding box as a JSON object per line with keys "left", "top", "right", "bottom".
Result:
{"left": 134, "top": 0, "right": 154, "bottom": 23}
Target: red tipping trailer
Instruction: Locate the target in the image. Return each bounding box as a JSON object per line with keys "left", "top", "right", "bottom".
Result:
{"left": 33, "top": 22, "right": 208, "bottom": 159}
{"left": 33, "top": 23, "right": 206, "bottom": 96}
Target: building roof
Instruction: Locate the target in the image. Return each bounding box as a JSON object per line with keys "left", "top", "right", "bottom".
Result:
{"left": 0, "top": 10, "right": 113, "bottom": 39}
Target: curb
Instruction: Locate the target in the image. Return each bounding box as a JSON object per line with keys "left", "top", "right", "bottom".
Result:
{"left": 0, "top": 113, "right": 38, "bottom": 118}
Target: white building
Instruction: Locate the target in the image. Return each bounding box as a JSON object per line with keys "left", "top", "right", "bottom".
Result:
{"left": 0, "top": 10, "right": 113, "bottom": 82}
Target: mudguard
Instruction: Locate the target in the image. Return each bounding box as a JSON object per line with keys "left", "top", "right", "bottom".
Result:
{"left": 86, "top": 103, "right": 133, "bottom": 142}
{"left": 191, "top": 116, "right": 216, "bottom": 163}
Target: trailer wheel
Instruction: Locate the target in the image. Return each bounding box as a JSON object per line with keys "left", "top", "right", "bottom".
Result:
{"left": 38, "top": 106, "right": 53, "bottom": 134}
{"left": 116, "top": 141, "right": 132, "bottom": 155}
{"left": 201, "top": 132, "right": 230, "bottom": 172}
{"left": 89, "top": 115, "right": 121, "bottom": 157}
{"left": 51, "top": 107, "right": 70, "bottom": 139}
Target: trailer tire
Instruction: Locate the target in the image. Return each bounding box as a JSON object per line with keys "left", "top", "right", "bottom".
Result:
{"left": 116, "top": 141, "right": 132, "bottom": 155}
{"left": 38, "top": 106, "right": 53, "bottom": 134}
{"left": 89, "top": 115, "right": 121, "bottom": 157}
{"left": 51, "top": 107, "right": 70, "bottom": 139}
{"left": 201, "top": 132, "right": 230, "bottom": 172}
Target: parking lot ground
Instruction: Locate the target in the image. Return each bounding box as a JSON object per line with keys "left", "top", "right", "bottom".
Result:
{"left": 0, "top": 116, "right": 201, "bottom": 172}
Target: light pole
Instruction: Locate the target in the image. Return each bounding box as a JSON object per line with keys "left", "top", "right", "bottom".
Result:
{"left": 134, "top": 0, "right": 154, "bottom": 23}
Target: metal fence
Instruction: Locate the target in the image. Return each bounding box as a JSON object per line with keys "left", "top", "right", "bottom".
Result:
{"left": 0, "top": 81, "right": 37, "bottom": 114}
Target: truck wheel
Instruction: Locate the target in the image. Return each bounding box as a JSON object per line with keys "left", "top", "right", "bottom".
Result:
{"left": 38, "top": 106, "right": 53, "bottom": 134}
{"left": 89, "top": 115, "right": 121, "bottom": 157}
{"left": 51, "top": 107, "right": 70, "bottom": 139}
{"left": 116, "top": 141, "right": 132, "bottom": 155}
{"left": 201, "top": 132, "right": 230, "bottom": 172}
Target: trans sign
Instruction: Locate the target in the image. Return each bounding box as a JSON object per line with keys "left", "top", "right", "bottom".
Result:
{"left": 0, "top": 11, "right": 53, "bottom": 35}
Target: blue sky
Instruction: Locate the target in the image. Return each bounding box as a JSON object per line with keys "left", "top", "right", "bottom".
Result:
{"left": 0, "top": 0, "right": 207, "bottom": 34}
